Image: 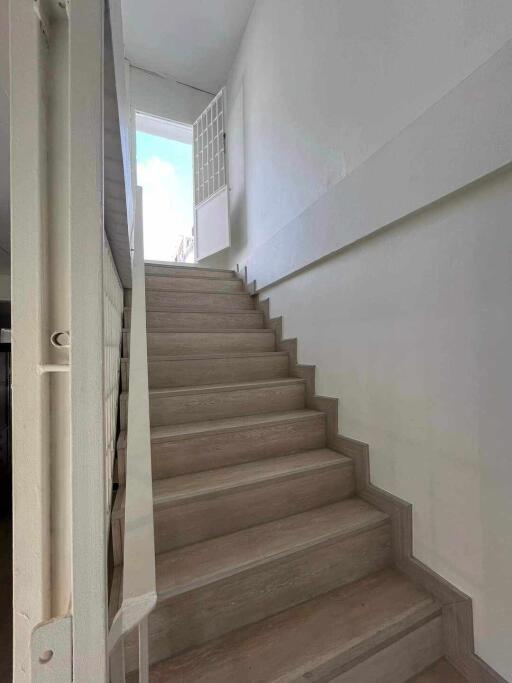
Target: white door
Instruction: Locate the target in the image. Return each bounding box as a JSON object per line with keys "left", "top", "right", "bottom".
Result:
{"left": 193, "top": 88, "right": 230, "bottom": 260}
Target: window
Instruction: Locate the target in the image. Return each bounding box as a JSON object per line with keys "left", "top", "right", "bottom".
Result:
{"left": 136, "top": 113, "right": 195, "bottom": 263}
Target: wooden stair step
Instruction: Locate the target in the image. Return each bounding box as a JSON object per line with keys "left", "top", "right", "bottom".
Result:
{"left": 123, "top": 498, "right": 393, "bottom": 668}
{"left": 123, "top": 307, "right": 264, "bottom": 331}
{"left": 121, "top": 351, "right": 290, "bottom": 391}
{"left": 410, "top": 659, "right": 467, "bottom": 682}
{"left": 113, "top": 450, "right": 355, "bottom": 558}
{"left": 123, "top": 329, "right": 275, "bottom": 356}
{"left": 142, "top": 568, "right": 442, "bottom": 683}
{"left": 122, "top": 378, "right": 306, "bottom": 428}
{"left": 155, "top": 498, "right": 389, "bottom": 599}
{"left": 152, "top": 449, "right": 353, "bottom": 506}
{"left": 126, "top": 289, "right": 254, "bottom": 311}
{"left": 145, "top": 274, "right": 243, "bottom": 293}
{"left": 117, "top": 409, "right": 327, "bottom": 481}
{"left": 145, "top": 263, "right": 236, "bottom": 279}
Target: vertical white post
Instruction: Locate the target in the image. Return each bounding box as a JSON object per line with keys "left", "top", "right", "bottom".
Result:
{"left": 109, "top": 638, "right": 126, "bottom": 683}
{"left": 138, "top": 618, "right": 149, "bottom": 683}
{"left": 10, "top": 1, "right": 51, "bottom": 680}
{"left": 68, "top": 0, "right": 108, "bottom": 680}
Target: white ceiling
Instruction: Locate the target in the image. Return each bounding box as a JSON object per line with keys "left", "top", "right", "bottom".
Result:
{"left": 121, "top": 0, "right": 256, "bottom": 94}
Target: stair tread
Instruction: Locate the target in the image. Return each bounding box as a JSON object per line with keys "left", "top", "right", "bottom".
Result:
{"left": 147, "top": 568, "right": 439, "bottom": 682}
{"left": 117, "top": 409, "right": 322, "bottom": 448}
{"left": 154, "top": 498, "right": 388, "bottom": 600}
{"left": 113, "top": 450, "right": 352, "bottom": 517}
{"left": 118, "top": 409, "right": 323, "bottom": 448}
{"left": 122, "top": 350, "right": 288, "bottom": 362}
{"left": 145, "top": 273, "right": 237, "bottom": 281}
{"left": 410, "top": 659, "right": 467, "bottom": 682}
{"left": 136, "top": 289, "right": 256, "bottom": 312}
{"left": 144, "top": 263, "right": 235, "bottom": 275}
{"left": 128, "top": 328, "right": 273, "bottom": 334}
{"left": 114, "top": 449, "right": 352, "bottom": 522}
{"left": 153, "top": 448, "right": 350, "bottom": 504}
{"left": 124, "top": 307, "right": 262, "bottom": 315}
{"left": 146, "top": 289, "right": 250, "bottom": 296}
{"left": 144, "top": 377, "right": 304, "bottom": 399}
{"left": 121, "top": 377, "right": 303, "bottom": 399}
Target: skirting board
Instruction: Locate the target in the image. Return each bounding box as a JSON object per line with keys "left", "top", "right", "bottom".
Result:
{"left": 253, "top": 289, "right": 507, "bottom": 683}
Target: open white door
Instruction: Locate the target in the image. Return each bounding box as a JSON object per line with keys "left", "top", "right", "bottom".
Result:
{"left": 193, "top": 88, "right": 230, "bottom": 260}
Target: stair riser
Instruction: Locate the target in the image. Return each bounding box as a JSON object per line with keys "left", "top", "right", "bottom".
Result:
{"left": 126, "top": 289, "right": 254, "bottom": 311}
{"left": 145, "top": 275, "right": 243, "bottom": 293}
{"left": 123, "top": 331, "right": 275, "bottom": 356}
{"left": 124, "top": 309, "right": 264, "bottom": 331}
{"left": 125, "top": 523, "right": 392, "bottom": 669}
{"left": 118, "top": 414, "right": 327, "bottom": 481}
{"left": 145, "top": 265, "right": 235, "bottom": 279}
{"left": 120, "top": 383, "right": 305, "bottom": 429}
{"left": 121, "top": 354, "right": 289, "bottom": 391}
{"left": 152, "top": 464, "right": 355, "bottom": 554}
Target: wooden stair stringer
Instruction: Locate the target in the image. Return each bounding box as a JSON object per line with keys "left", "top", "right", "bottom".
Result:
{"left": 254, "top": 292, "right": 505, "bottom": 683}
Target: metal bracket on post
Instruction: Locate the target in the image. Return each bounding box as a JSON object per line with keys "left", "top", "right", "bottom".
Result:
{"left": 31, "top": 615, "right": 72, "bottom": 682}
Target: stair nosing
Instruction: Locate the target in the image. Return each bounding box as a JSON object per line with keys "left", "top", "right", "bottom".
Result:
{"left": 120, "top": 377, "right": 305, "bottom": 401}
{"left": 124, "top": 307, "right": 262, "bottom": 315}
{"left": 145, "top": 273, "right": 238, "bottom": 282}
{"left": 117, "top": 409, "right": 325, "bottom": 447}
{"left": 143, "top": 305, "right": 256, "bottom": 313}
{"left": 121, "top": 350, "right": 288, "bottom": 363}
{"left": 143, "top": 288, "right": 250, "bottom": 296}
{"left": 113, "top": 451, "right": 353, "bottom": 514}
{"left": 155, "top": 502, "right": 390, "bottom": 602}
{"left": 123, "top": 328, "right": 273, "bottom": 335}
{"left": 144, "top": 264, "right": 234, "bottom": 275}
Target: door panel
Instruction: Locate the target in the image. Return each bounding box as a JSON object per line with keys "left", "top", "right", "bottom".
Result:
{"left": 193, "top": 88, "right": 230, "bottom": 260}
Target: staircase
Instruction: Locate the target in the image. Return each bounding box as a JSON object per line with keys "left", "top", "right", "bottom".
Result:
{"left": 114, "top": 263, "right": 466, "bottom": 682}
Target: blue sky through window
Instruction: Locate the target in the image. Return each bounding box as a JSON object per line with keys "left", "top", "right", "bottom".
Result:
{"left": 136, "top": 130, "right": 194, "bottom": 262}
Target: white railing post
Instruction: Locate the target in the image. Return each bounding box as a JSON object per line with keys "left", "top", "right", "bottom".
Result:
{"left": 109, "top": 639, "right": 126, "bottom": 683}
{"left": 138, "top": 618, "right": 150, "bottom": 683}
{"left": 108, "top": 187, "right": 156, "bottom": 682}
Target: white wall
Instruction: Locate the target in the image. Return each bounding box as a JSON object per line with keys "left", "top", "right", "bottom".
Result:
{"left": 129, "top": 64, "right": 212, "bottom": 125}
{"left": 0, "top": 0, "right": 8, "bottom": 95}
{"left": 215, "top": 0, "right": 512, "bottom": 274}
{"left": 264, "top": 169, "right": 512, "bottom": 678}
{"left": 212, "top": 1, "right": 512, "bottom": 678}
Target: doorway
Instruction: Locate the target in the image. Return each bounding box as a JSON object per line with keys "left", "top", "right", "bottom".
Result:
{"left": 136, "top": 113, "right": 195, "bottom": 263}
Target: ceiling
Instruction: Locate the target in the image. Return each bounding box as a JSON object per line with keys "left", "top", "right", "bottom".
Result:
{"left": 121, "top": 0, "right": 256, "bottom": 94}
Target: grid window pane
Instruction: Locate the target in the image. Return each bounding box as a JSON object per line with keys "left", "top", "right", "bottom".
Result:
{"left": 193, "top": 89, "right": 227, "bottom": 207}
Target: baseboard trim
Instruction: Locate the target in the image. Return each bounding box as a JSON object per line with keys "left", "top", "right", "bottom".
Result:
{"left": 254, "top": 290, "right": 507, "bottom": 683}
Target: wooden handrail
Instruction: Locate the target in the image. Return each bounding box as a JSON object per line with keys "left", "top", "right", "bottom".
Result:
{"left": 108, "top": 187, "right": 156, "bottom": 681}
